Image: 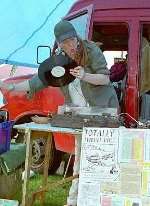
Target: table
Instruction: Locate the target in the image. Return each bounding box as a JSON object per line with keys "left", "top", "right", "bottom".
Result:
{"left": 13, "top": 122, "right": 82, "bottom": 206}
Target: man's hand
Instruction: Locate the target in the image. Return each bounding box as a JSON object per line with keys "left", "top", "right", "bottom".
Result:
{"left": 70, "top": 66, "right": 85, "bottom": 80}
{"left": 31, "top": 115, "right": 50, "bottom": 124}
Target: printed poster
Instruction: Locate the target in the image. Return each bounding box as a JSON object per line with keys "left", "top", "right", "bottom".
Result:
{"left": 77, "top": 182, "right": 101, "bottom": 206}
{"left": 79, "top": 127, "right": 120, "bottom": 181}
{"left": 118, "top": 129, "right": 145, "bottom": 163}
{"left": 142, "top": 168, "right": 150, "bottom": 196}
{"left": 120, "top": 163, "right": 141, "bottom": 195}
{"left": 77, "top": 127, "right": 120, "bottom": 206}
{"left": 100, "top": 195, "right": 142, "bottom": 206}
{"left": 144, "top": 130, "right": 150, "bottom": 162}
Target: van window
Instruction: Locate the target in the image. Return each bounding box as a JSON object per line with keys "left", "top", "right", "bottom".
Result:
{"left": 92, "top": 23, "right": 128, "bottom": 51}
{"left": 92, "top": 23, "right": 128, "bottom": 63}
{"left": 69, "top": 13, "right": 88, "bottom": 39}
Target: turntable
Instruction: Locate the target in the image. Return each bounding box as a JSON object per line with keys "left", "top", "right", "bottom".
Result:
{"left": 49, "top": 107, "right": 120, "bottom": 129}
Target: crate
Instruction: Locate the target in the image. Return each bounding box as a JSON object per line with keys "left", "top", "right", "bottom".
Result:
{"left": 0, "top": 167, "right": 22, "bottom": 201}
{"left": 0, "top": 121, "right": 14, "bottom": 155}
{"left": 0, "top": 199, "right": 19, "bottom": 206}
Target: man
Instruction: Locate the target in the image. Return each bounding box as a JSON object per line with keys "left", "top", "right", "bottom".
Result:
{"left": 0, "top": 20, "right": 119, "bottom": 206}
{"left": 53, "top": 20, "right": 118, "bottom": 206}
{"left": 140, "top": 35, "right": 150, "bottom": 95}
{"left": 109, "top": 56, "right": 127, "bottom": 104}
{"left": 140, "top": 28, "right": 150, "bottom": 120}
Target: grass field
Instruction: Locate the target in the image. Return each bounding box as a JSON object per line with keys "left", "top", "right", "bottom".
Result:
{"left": 28, "top": 174, "right": 71, "bottom": 206}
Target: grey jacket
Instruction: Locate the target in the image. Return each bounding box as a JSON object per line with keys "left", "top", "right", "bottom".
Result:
{"left": 29, "top": 40, "right": 118, "bottom": 108}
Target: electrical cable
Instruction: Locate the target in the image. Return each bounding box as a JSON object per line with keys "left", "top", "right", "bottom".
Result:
{"left": 118, "top": 113, "right": 143, "bottom": 126}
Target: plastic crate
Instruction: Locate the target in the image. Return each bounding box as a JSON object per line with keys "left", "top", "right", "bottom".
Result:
{"left": 0, "top": 199, "right": 19, "bottom": 206}
{"left": 0, "top": 121, "right": 14, "bottom": 155}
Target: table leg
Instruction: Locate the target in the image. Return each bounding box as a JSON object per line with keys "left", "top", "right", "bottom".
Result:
{"left": 21, "top": 129, "right": 32, "bottom": 206}
{"left": 40, "top": 132, "right": 52, "bottom": 205}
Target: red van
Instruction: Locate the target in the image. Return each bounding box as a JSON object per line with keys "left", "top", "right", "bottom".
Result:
{"left": 2, "top": 0, "right": 150, "bottom": 172}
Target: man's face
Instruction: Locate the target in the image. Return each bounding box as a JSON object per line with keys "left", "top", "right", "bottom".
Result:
{"left": 58, "top": 37, "right": 78, "bottom": 59}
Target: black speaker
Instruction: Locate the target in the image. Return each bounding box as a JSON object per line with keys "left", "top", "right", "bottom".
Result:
{"left": 38, "top": 53, "right": 77, "bottom": 87}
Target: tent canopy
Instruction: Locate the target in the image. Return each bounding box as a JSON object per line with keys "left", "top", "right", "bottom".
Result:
{"left": 0, "top": 0, "right": 76, "bottom": 68}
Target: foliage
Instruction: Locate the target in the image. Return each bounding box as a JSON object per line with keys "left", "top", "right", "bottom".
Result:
{"left": 28, "top": 174, "right": 71, "bottom": 206}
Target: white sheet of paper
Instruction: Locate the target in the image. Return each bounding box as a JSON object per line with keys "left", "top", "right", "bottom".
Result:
{"left": 77, "top": 181, "right": 101, "bottom": 206}
{"left": 144, "top": 130, "right": 150, "bottom": 162}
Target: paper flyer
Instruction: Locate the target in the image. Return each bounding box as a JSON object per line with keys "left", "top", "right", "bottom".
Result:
{"left": 100, "top": 195, "right": 124, "bottom": 206}
{"left": 124, "top": 198, "right": 142, "bottom": 206}
{"left": 100, "top": 195, "right": 142, "bottom": 206}
{"left": 101, "top": 181, "right": 120, "bottom": 194}
{"left": 132, "top": 137, "right": 144, "bottom": 161}
{"left": 144, "top": 130, "right": 150, "bottom": 162}
{"left": 142, "top": 197, "right": 150, "bottom": 206}
{"left": 77, "top": 181, "right": 101, "bottom": 206}
{"left": 79, "top": 127, "right": 120, "bottom": 181}
{"left": 118, "top": 136, "right": 132, "bottom": 163}
{"left": 118, "top": 129, "right": 145, "bottom": 163}
{"left": 142, "top": 168, "right": 150, "bottom": 196}
{"left": 111, "top": 196, "right": 124, "bottom": 206}
{"left": 120, "top": 163, "right": 141, "bottom": 195}
{"left": 100, "top": 195, "right": 112, "bottom": 206}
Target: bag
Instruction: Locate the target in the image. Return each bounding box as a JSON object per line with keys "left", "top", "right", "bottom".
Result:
{"left": 110, "top": 62, "right": 127, "bottom": 82}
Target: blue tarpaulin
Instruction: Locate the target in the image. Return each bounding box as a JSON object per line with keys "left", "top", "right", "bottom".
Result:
{"left": 0, "top": 0, "right": 76, "bottom": 68}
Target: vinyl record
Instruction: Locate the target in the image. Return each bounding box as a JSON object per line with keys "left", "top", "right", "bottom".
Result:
{"left": 38, "top": 53, "right": 77, "bottom": 87}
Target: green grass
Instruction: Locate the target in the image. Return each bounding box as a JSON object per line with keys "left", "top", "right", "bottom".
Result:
{"left": 28, "top": 174, "right": 71, "bottom": 206}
